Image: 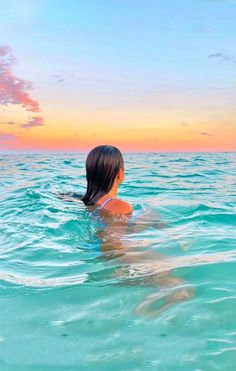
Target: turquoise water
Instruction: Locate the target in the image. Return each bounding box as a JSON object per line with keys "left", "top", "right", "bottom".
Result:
{"left": 0, "top": 152, "right": 236, "bottom": 370}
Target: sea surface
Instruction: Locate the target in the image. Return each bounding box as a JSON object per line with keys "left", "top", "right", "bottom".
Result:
{"left": 0, "top": 152, "right": 236, "bottom": 370}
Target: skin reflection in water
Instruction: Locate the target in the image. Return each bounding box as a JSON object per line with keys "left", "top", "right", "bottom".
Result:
{"left": 58, "top": 194, "right": 236, "bottom": 317}
{"left": 96, "top": 210, "right": 236, "bottom": 317}
{"left": 97, "top": 210, "right": 193, "bottom": 318}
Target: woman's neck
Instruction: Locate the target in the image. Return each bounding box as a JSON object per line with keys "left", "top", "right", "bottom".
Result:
{"left": 106, "top": 182, "right": 118, "bottom": 198}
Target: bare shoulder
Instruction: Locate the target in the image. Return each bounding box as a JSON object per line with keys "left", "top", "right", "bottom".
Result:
{"left": 105, "top": 198, "right": 133, "bottom": 215}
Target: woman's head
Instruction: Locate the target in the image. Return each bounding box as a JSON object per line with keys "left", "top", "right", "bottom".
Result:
{"left": 82, "top": 145, "right": 124, "bottom": 205}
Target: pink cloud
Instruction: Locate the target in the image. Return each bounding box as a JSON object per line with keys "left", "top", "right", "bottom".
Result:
{"left": 0, "top": 132, "right": 16, "bottom": 141}
{"left": 20, "top": 116, "right": 44, "bottom": 128}
{"left": 0, "top": 45, "right": 40, "bottom": 113}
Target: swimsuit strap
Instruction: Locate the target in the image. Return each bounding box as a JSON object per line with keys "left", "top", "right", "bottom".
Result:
{"left": 96, "top": 197, "right": 114, "bottom": 211}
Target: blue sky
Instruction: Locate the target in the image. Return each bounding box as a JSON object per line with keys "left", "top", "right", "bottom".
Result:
{"left": 1, "top": 0, "right": 235, "bottom": 84}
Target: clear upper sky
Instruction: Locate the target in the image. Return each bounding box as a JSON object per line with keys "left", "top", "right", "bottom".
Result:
{"left": 0, "top": 0, "right": 236, "bottom": 151}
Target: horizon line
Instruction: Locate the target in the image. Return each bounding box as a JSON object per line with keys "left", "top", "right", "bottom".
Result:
{"left": 0, "top": 150, "right": 235, "bottom": 155}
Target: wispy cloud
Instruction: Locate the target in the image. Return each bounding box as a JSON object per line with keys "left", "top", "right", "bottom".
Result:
{"left": 20, "top": 116, "right": 44, "bottom": 128}
{"left": 0, "top": 132, "right": 16, "bottom": 141}
{"left": 51, "top": 70, "right": 131, "bottom": 85}
{"left": 0, "top": 45, "right": 44, "bottom": 128}
{"left": 51, "top": 74, "right": 66, "bottom": 83}
{"left": 200, "top": 131, "right": 213, "bottom": 136}
{"left": 6, "top": 121, "right": 17, "bottom": 125}
{"left": 1, "top": 120, "right": 18, "bottom": 126}
{"left": 52, "top": 71, "right": 74, "bottom": 83}
{"left": 180, "top": 120, "right": 189, "bottom": 127}
{"left": 208, "top": 51, "right": 236, "bottom": 64}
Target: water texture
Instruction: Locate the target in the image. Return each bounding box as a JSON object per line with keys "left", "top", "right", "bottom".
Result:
{"left": 0, "top": 152, "right": 236, "bottom": 370}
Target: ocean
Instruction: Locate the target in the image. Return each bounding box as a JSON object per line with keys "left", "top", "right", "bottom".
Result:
{"left": 0, "top": 152, "right": 236, "bottom": 370}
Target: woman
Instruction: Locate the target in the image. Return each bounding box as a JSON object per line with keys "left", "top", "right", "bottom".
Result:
{"left": 60, "top": 145, "right": 192, "bottom": 316}
{"left": 81, "top": 145, "right": 133, "bottom": 216}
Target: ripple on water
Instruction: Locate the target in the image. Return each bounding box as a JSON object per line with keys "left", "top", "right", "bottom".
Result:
{"left": 0, "top": 152, "right": 236, "bottom": 369}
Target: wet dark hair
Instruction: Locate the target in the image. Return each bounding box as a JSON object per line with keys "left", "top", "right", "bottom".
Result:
{"left": 81, "top": 145, "right": 124, "bottom": 206}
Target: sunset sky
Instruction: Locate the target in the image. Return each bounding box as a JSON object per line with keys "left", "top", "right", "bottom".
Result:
{"left": 0, "top": 0, "right": 236, "bottom": 152}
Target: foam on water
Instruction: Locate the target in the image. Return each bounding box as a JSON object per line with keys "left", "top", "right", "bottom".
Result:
{"left": 0, "top": 152, "right": 236, "bottom": 370}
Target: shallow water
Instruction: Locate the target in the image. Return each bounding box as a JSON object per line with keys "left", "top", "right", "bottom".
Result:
{"left": 0, "top": 152, "right": 236, "bottom": 370}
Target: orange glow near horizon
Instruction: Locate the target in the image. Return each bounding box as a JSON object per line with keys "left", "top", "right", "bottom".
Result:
{"left": 1, "top": 75, "right": 236, "bottom": 152}
{"left": 2, "top": 113, "right": 235, "bottom": 152}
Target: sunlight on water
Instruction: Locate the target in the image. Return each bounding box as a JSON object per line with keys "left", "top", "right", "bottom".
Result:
{"left": 0, "top": 152, "right": 236, "bottom": 369}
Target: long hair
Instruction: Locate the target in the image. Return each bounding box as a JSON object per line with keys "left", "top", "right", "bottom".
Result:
{"left": 82, "top": 145, "right": 124, "bottom": 206}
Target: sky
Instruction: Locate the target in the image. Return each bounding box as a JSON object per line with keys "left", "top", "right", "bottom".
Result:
{"left": 0, "top": 0, "right": 236, "bottom": 152}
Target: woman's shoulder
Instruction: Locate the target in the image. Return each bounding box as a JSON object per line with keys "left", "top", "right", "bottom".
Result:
{"left": 105, "top": 198, "right": 133, "bottom": 215}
